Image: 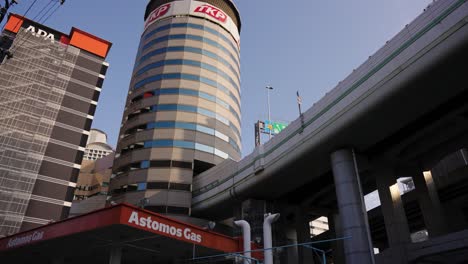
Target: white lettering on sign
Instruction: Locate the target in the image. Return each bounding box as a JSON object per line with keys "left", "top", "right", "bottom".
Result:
{"left": 24, "top": 26, "right": 55, "bottom": 43}
{"left": 145, "top": 3, "right": 171, "bottom": 29}
{"left": 6, "top": 231, "right": 44, "bottom": 248}
{"left": 194, "top": 4, "right": 227, "bottom": 23}
{"left": 128, "top": 211, "right": 202, "bottom": 243}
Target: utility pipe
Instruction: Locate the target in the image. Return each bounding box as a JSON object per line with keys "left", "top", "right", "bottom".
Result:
{"left": 234, "top": 220, "right": 251, "bottom": 264}
{"left": 263, "top": 213, "right": 280, "bottom": 264}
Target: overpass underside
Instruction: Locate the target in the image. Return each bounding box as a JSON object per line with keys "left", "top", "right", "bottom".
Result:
{"left": 192, "top": 0, "right": 468, "bottom": 263}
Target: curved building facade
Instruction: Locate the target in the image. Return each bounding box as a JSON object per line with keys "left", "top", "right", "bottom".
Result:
{"left": 110, "top": 0, "right": 241, "bottom": 215}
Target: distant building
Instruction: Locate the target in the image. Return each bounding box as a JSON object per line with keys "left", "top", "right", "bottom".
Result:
{"left": 0, "top": 14, "right": 111, "bottom": 236}
{"left": 70, "top": 152, "right": 114, "bottom": 217}
{"left": 83, "top": 129, "right": 113, "bottom": 160}
{"left": 70, "top": 129, "right": 114, "bottom": 217}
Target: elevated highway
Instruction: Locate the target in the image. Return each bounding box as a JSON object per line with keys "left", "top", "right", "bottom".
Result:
{"left": 193, "top": 2, "right": 468, "bottom": 262}
{"left": 192, "top": 0, "right": 468, "bottom": 218}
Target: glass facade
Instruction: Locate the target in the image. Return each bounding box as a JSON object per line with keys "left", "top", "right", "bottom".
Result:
{"left": 111, "top": 0, "right": 241, "bottom": 215}
{"left": 0, "top": 29, "right": 77, "bottom": 236}
{"left": 0, "top": 15, "right": 111, "bottom": 236}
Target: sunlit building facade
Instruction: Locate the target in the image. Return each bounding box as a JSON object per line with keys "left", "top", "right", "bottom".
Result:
{"left": 111, "top": 0, "right": 241, "bottom": 215}
{"left": 0, "top": 14, "right": 111, "bottom": 236}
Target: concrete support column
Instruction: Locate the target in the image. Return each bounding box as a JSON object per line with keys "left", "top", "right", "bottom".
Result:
{"left": 294, "top": 207, "right": 315, "bottom": 264}
{"left": 52, "top": 257, "right": 64, "bottom": 264}
{"left": 284, "top": 226, "right": 299, "bottom": 264}
{"left": 331, "top": 149, "right": 375, "bottom": 264}
{"left": 413, "top": 170, "right": 447, "bottom": 237}
{"left": 443, "top": 201, "right": 467, "bottom": 232}
{"left": 109, "top": 246, "right": 122, "bottom": 264}
{"left": 328, "top": 213, "right": 345, "bottom": 264}
{"left": 375, "top": 167, "right": 410, "bottom": 262}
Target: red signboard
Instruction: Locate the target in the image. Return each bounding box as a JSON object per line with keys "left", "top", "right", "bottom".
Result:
{"left": 145, "top": 3, "right": 171, "bottom": 29}
{"left": 194, "top": 4, "right": 227, "bottom": 23}
{"left": 0, "top": 205, "right": 120, "bottom": 251}
{"left": 0, "top": 204, "right": 240, "bottom": 253}
{"left": 120, "top": 206, "right": 238, "bottom": 252}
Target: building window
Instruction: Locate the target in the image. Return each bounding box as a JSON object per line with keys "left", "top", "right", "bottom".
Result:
{"left": 125, "top": 121, "right": 240, "bottom": 153}
{"left": 138, "top": 46, "right": 239, "bottom": 85}
{"left": 138, "top": 46, "right": 238, "bottom": 85}
{"left": 142, "top": 33, "right": 239, "bottom": 71}
{"left": 144, "top": 22, "right": 238, "bottom": 57}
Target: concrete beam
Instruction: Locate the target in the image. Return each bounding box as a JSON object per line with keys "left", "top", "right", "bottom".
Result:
{"left": 109, "top": 246, "right": 122, "bottom": 264}
{"left": 375, "top": 166, "right": 410, "bottom": 262}
{"left": 413, "top": 170, "right": 447, "bottom": 237}
{"left": 294, "top": 207, "right": 315, "bottom": 264}
{"left": 328, "top": 213, "right": 344, "bottom": 264}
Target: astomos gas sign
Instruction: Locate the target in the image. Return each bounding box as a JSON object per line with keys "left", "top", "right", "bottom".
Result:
{"left": 128, "top": 211, "right": 202, "bottom": 243}
{"left": 6, "top": 231, "right": 44, "bottom": 248}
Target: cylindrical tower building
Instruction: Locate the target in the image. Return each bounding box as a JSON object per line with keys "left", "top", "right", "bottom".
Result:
{"left": 110, "top": 0, "right": 241, "bottom": 215}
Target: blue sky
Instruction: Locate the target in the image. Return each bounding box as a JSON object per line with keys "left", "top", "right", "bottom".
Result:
{"left": 4, "top": 0, "right": 432, "bottom": 156}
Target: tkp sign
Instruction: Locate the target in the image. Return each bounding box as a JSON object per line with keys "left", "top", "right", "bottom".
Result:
{"left": 145, "top": 3, "right": 171, "bottom": 28}
{"left": 194, "top": 4, "right": 227, "bottom": 23}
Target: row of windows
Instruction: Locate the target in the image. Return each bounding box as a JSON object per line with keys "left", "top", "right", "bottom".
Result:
{"left": 146, "top": 205, "right": 190, "bottom": 215}
{"left": 143, "top": 139, "right": 229, "bottom": 159}
{"left": 121, "top": 121, "right": 240, "bottom": 154}
{"left": 75, "top": 184, "right": 100, "bottom": 191}
{"left": 135, "top": 59, "right": 239, "bottom": 92}
{"left": 147, "top": 104, "right": 241, "bottom": 138}
{"left": 133, "top": 72, "right": 240, "bottom": 109}
{"left": 137, "top": 46, "right": 239, "bottom": 83}
{"left": 147, "top": 121, "right": 240, "bottom": 152}
{"left": 140, "top": 159, "right": 192, "bottom": 170}
{"left": 130, "top": 88, "right": 241, "bottom": 127}
{"left": 112, "top": 181, "right": 191, "bottom": 194}
{"left": 144, "top": 22, "right": 239, "bottom": 56}
{"left": 142, "top": 34, "right": 239, "bottom": 69}
{"left": 114, "top": 158, "right": 192, "bottom": 175}
{"left": 73, "top": 191, "right": 107, "bottom": 201}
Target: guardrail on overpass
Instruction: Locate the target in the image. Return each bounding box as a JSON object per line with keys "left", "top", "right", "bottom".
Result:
{"left": 192, "top": 0, "right": 468, "bottom": 214}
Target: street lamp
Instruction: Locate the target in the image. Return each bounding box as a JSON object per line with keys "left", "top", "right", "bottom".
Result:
{"left": 265, "top": 86, "right": 273, "bottom": 139}
{"left": 0, "top": 1, "right": 18, "bottom": 24}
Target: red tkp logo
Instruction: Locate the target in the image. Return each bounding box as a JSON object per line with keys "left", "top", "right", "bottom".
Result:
{"left": 194, "top": 5, "right": 227, "bottom": 23}
{"left": 145, "top": 4, "right": 171, "bottom": 27}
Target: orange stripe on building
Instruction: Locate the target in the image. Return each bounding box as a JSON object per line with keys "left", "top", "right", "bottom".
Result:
{"left": 69, "top": 28, "right": 111, "bottom": 58}
{"left": 4, "top": 14, "right": 24, "bottom": 33}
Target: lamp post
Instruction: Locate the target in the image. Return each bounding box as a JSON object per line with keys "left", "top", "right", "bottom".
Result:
{"left": 265, "top": 86, "right": 273, "bottom": 139}
{"left": 0, "top": 0, "right": 18, "bottom": 24}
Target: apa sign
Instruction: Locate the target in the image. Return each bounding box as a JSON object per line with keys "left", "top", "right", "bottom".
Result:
{"left": 128, "top": 211, "right": 202, "bottom": 243}
{"left": 24, "top": 25, "right": 56, "bottom": 43}
{"left": 194, "top": 4, "right": 227, "bottom": 23}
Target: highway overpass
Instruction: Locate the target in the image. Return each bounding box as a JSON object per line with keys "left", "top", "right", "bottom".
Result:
{"left": 192, "top": 0, "right": 468, "bottom": 263}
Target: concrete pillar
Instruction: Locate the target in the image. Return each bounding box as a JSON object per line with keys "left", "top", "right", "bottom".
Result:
{"left": 109, "top": 246, "right": 122, "bottom": 264}
{"left": 328, "top": 213, "right": 345, "bottom": 264}
{"left": 331, "top": 149, "right": 375, "bottom": 264}
{"left": 284, "top": 226, "right": 299, "bottom": 264}
{"left": 413, "top": 170, "right": 447, "bottom": 237}
{"left": 294, "top": 207, "right": 315, "bottom": 264}
{"left": 443, "top": 201, "right": 467, "bottom": 232}
{"left": 52, "top": 257, "right": 64, "bottom": 264}
{"left": 375, "top": 167, "right": 410, "bottom": 262}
